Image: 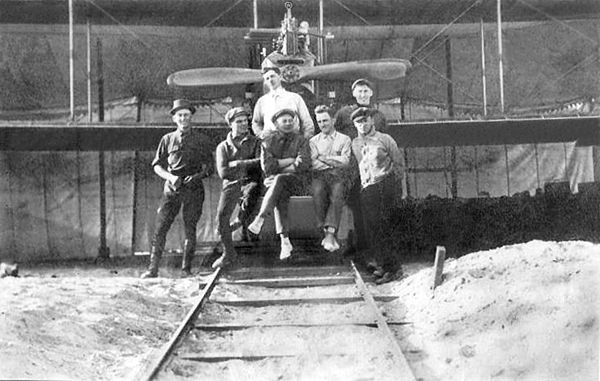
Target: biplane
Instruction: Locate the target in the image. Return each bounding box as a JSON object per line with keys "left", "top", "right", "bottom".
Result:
{"left": 166, "top": 3, "right": 411, "bottom": 104}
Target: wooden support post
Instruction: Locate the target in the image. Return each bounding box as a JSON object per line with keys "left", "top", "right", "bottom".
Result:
{"left": 432, "top": 246, "right": 446, "bottom": 290}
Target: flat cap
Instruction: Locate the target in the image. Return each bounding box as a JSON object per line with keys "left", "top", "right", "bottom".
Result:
{"left": 351, "top": 78, "right": 374, "bottom": 91}
{"left": 271, "top": 108, "right": 296, "bottom": 123}
{"left": 350, "top": 107, "right": 372, "bottom": 121}
{"left": 169, "top": 99, "right": 196, "bottom": 115}
{"left": 225, "top": 107, "right": 249, "bottom": 124}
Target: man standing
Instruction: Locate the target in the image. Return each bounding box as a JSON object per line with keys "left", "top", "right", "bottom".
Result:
{"left": 211, "top": 107, "right": 262, "bottom": 269}
{"left": 310, "top": 105, "right": 352, "bottom": 252}
{"left": 252, "top": 67, "right": 315, "bottom": 139}
{"left": 141, "top": 99, "right": 212, "bottom": 278}
{"left": 247, "top": 109, "right": 311, "bottom": 260}
{"left": 333, "top": 78, "right": 388, "bottom": 257}
{"left": 334, "top": 78, "right": 387, "bottom": 138}
{"left": 350, "top": 107, "right": 404, "bottom": 284}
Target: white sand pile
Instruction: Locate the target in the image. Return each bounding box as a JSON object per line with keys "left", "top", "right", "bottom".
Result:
{"left": 0, "top": 274, "right": 199, "bottom": 380}
{"left": 386, "top": 240, "right": 600, "bottom": 381}
{"left": 0, "top": 240, "right": 597, "bottom": 380}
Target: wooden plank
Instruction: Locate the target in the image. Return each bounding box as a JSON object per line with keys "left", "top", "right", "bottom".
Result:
{"left": 211, "top": 295, "right": 397, "bottom": 307}
{"left": 178, "top": 351, "right": 354, "bottom": 362}
{"left": 217, "top": 275, "right": 357, "bottom": 288}
{"left": 225, "top": 265, "right": 352, "bottom": 278}
{"left": 195, "top": 321, "right": 411, "bottom": 330}
{"left": 432, "top": 246, "right": 446, "bottom": 290}
{"left": 351, "top": 261, "right": 416, "bottom": 381}
{"left": 136, "top": 267, "right": 222, "bottom": 381}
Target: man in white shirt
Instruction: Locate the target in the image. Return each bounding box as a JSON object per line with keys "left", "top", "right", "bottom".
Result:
{"left": 252, "top": 67, "right": 315, "bottom": 139}
{"left": 351, "top": 107, "right": 404, "bottom": 284}
{"left": 309, "top": 105, "right": 352, "bottom": 252}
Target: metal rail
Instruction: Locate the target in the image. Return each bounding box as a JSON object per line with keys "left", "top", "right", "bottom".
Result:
{"left": 136, "top": 267, "right": 222, "bottom": 381}
{"left": 351, "top": 260, "right": 417, "bottom": 381}
{"left": 138, "top": 261, "right": 415, "bottom": 380}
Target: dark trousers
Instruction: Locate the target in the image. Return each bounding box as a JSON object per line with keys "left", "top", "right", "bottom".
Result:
{"left": 152, "top": 185, "right": 205, "bottom": 254}
{"left": 258, "top": 174, "right": 300, "bottom": 235}
{"left": 216, "top": 181, "right": 261, "bottom": 255}
{"left": 347, "top": 179, "right": 368, "bottom": 250}
{"left": 360, "top": 174, "right": 400, "bottom": 272}
{"left": 311, "top": 172, "right": 346, "bottom": 232}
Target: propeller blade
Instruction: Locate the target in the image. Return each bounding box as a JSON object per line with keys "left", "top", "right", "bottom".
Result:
{"left": 297, "top": 58, "right": 411, "bottom": 82}
{"left": 167, "top": 68, "right": 263, "bottom": 87}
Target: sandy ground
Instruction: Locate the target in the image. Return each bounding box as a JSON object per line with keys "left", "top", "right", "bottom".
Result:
{"left": 0, "top": 240, "right": 598, "bottom": 380}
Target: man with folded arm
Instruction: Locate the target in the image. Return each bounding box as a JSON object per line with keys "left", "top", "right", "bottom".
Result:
{"left": 211, "top": 107, "right": 262, "bottom": 269}
{"left": 309, "top": 105, "right": 352, "bottom": 252}
{"left": 247, "top": 108, "right": 311, "bottom": 260}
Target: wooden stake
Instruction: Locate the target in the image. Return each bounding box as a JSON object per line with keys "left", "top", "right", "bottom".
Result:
{"left": 432, "top": 246, "right": 446, "bottom": 290}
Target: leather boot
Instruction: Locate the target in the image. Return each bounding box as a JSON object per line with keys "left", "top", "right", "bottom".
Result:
{"left": 140, "top": 246, "right": 162, "bottom": 278}
{"left": 181, "top": 239, "right": 195, "bottom": 276}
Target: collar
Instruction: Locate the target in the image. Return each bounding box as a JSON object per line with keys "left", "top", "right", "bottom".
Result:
{"left": 270, "top": 87, "right": 286, "bottom": 97}
{"left": 320, "top": 130, "right": 337, "bottom": 140}
{"left": 359, "top": 129, "right": 377, "bottom": 139}
{"left": 226, "top": 131, "right": 250, "bottom": 148}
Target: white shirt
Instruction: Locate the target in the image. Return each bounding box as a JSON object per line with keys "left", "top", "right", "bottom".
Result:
{"left": 252, "top": 87, "right": 315, "bottom": 139}
{"left": 309, "top": 130, "right": 351, "bottom": 171}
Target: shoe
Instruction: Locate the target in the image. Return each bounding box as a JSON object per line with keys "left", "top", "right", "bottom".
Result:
{"left": 247, "top": 217, "right": 264, "bottom": 235}
{"left": 280, "top": 237, "right": 293, "bottom": 260}
{"left": 140, "top": 270, "right": 158, "bottom": 279}
{"left": 366, "top": 261, "right": 379, "bottom": 273}
{"left": 330, "top": 237, "right": 340, "bottom": 252}
{"left": 229, "top": 218, "right": 242, "bottom": 232}
{"left": 181, "top": 268, "right": 193, "bottom": 277}
{"left": 372, "top": 267, "right": 385, "bottom": 278}
{"left": 375, "top": 271, "right": 396, "bottom": 285}
{"left": 211, "top": 252, "right": 236, "bottom": 269}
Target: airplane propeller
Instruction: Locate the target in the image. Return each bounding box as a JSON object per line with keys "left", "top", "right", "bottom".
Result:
{"left": 167, "top": 58, "right": 411, "bottom": 88}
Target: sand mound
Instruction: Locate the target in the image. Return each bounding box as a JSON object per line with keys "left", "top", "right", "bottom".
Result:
{"left": 0, "top": 240, "right": 597, "bottom": 380}
{"left": 387, "top": 240, "right": 599, "bottom": 381}
{"left": 0, "top": 275, "right": 199, "bottom": 380}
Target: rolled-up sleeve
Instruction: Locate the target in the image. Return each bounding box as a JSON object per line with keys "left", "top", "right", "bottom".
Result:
{"left": 151, "top": 137, "right": 168, "bottom": 169}
{"left": 295, "top": 95, "right": 315, "bottom": 138}
{"left": 215, "top": 143, "right": 231, "bottom": 180}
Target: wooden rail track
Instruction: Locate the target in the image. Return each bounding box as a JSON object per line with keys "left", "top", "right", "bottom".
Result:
{"left": 137, "top": 261, "right": 416, "bottom": 381}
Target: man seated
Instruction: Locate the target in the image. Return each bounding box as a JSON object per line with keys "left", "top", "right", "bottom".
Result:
{"left": 350, "top": 107, "right": 404, "bottom": 284}
{"left": 309, "top": 105, "right": 352, "bottom": 252}
{"left": 211, "top": 107, "right": 262, "bottom": 269}
{"left": 247, "top": 109, "right": 311, "bottom": 260}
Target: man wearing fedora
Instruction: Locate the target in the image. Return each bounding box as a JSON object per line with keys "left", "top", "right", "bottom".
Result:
{"left": 141, "top": 99, "right": 212, "bottom": 278}
{"left": 247, "top": 108, "right": 311, "bottom": 260}
{"left": 351, "top": 106, "right": 404, "bottom": 284}
{"left": 333, "top": 78, "right": 388, "bottom": 258}
{"left": 211, "top": 107, "right": 262, "bottom": 269}
{"left": 252, "top": 67, "right": 315, "bottom": 140}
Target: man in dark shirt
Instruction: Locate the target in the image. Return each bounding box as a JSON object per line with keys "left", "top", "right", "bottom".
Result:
{"left": 247, "top": 108, "right": 311, "bottom": 260}
{"left": 333, "top": 78, "right": 389, "bottom": 258}
{"left": 211, "top": 107, "right": 262, "bottom": 269}
{"left": 141, "top": 99, "right": 212, "bottom": 278}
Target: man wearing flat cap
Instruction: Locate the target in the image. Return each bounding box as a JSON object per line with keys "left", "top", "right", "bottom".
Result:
{"left": 211, "top": 107, "right": 262, "bottom": 269}
{"left": 247, "top": 108, "right": 311, "bottom": 260}
{"left": 333, "top": 78, "right": 389, "bottom": 258}
{"left": 351, "top": 106, "right": 404, "bottom": 284}
{"left": 141, "top": 99, "right": 212, "bottom": 278}
{"left": 252, "top": 67, "right": 315, "bottom": 139}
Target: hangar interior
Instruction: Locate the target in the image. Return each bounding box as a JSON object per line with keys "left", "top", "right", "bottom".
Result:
{"left": 0, "top": 0, "right": 598, "bottom": 261}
